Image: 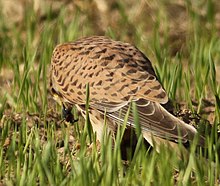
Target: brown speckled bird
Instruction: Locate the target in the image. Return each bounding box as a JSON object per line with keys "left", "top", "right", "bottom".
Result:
{"left": 49, "top": 36, "right": 205, "bottom": 148}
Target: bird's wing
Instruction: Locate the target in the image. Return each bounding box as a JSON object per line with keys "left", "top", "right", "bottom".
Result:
{"left": 95, "top": 99, "right": 198, "bottom": 143}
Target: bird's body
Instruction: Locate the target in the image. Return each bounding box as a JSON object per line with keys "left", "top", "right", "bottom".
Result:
{"left": 50, "top": 36, "right": 204, "bottom": 148}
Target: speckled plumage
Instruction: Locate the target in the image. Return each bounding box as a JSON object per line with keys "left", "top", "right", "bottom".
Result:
{"left": 50, "top": 36, "right": 205, "bottom": 147}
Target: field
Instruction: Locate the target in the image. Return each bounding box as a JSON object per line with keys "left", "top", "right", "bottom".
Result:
{"left": 0, "top": 0, "right": 220, "bottom": 185}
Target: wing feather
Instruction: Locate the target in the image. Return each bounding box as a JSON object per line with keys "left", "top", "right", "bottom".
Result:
{"left": 91, "top": 99, "right": 204, "bottom": 145}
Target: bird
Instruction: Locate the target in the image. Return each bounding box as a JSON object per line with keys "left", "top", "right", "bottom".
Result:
{"left": 49, "top": 36, "right": 205, "bottom": 150}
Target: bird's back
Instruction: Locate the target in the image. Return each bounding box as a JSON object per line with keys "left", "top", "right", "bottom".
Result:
{"left": 50, "top": 36, "right": 168, "bottom": 106}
